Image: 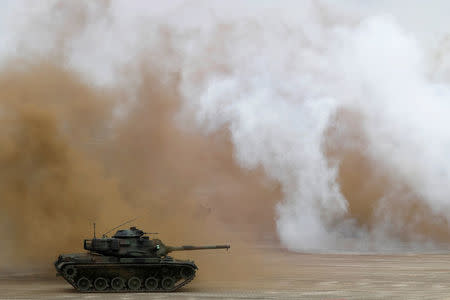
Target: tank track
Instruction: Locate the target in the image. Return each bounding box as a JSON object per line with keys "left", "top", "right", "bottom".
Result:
{"left": 59, "top": 263, "right": 196, "bottom": 292}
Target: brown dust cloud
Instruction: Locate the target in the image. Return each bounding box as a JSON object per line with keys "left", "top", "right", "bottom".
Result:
{"left": 0, "top": 60, "right": 280, "bottom": 279}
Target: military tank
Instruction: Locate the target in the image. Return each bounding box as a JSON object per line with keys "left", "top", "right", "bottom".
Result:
{"left": 54, "top": 224, "right": 230, "bottom": 292}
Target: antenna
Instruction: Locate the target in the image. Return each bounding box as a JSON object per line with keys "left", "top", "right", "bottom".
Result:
{"left": 88, "top": 219, "right": 96, "bottom": 239}
{"left": 101, "top": 218, "right": 138, "bottom": 238}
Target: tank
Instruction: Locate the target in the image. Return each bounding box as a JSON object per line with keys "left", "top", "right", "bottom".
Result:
{"left": 54, "top": 225, "right": 230, "bottom": 292}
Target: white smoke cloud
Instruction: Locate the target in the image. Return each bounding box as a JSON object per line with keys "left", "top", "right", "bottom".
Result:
{"left": 175, "top": 2, "right": 450, "bottom": 251}
{"left": 3, "top": 0, "right": 450, "bottom": 251}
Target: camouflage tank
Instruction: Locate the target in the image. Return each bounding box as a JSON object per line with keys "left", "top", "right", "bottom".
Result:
{"left": 54, "top": 225, "right": 230, "bottom": 292}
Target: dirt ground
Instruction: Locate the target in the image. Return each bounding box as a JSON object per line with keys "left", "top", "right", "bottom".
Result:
{"left": 2, "top": 251, "right": 450, "bottom": 300}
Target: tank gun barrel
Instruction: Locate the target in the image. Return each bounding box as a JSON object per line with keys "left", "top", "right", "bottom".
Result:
{"left": 167, "top": 245, "right": 230, "bottom": 252}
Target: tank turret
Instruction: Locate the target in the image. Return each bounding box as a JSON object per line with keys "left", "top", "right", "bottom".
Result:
{"left": 55, "top": 225, "right": 230, "bottom": 292}
{"left": 83, "top": 226, "right": 230, "bottom": 258}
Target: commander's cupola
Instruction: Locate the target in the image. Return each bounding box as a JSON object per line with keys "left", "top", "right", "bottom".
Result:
{"left": 112, "top": 226, "right": 145, "bottom": 238}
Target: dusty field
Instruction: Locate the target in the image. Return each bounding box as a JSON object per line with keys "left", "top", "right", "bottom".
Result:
{"left": 2, "top": 252, "right": 450, "bottom": 300}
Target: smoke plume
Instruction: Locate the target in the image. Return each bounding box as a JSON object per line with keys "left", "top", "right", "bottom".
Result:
{"left": 171, "top": 1, "right": 450, "bottom": 251}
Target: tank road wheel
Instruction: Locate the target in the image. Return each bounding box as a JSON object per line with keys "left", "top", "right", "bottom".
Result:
{"left": 180, "top": 267, "right": 194, "bottom": 279}
{"left": 77, "top": 277, "right": 91, "bottom": 291}
{"left": 144, "top": 277, "right": 158, "bottom": 291}
{"left": 161, "top": 276, "right": 175, "bottom": 291}
{"left": 94, "top": 277, "right": 108, "bottom": 291}
{"left": 63, "top": 265, "right": 77, "bottom": 279}
{"left": 111, "top": 277, "right": 125, "bottom": 291}
{"left": 128, "top": 277, "right": 141, "bottom": 291}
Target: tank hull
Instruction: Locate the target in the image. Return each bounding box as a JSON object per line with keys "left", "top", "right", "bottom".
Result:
{"left": 55, "top": 254, "right": 197, "bottom": 292}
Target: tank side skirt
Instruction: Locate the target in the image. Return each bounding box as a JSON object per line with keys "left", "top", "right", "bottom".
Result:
{"left": 58, "top": 262, "right": 196, "bottom": 292}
